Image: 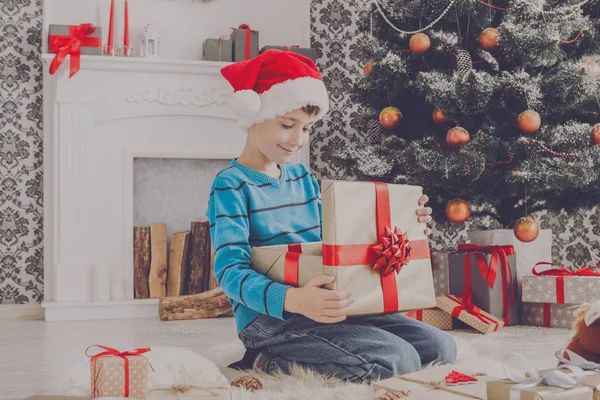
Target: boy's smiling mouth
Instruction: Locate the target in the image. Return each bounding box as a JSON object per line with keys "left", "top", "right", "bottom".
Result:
{"left": 278, "top": 145, "right": 295, "bottom": 153}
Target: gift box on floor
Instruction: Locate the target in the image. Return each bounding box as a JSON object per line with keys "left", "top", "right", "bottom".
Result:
{"left": 520, "top": 302, "right": 578, "bottom": 329}
{"left": 487, "top": 353, "right": 594, "bottom": 400}
{"left": 448, "top": 244, "right": 520, "bottom": 326}
{"left": 521, "top": 263, "right": 600, "bottom": 305}
{"left": 555, "top": 349, "right": 600, "bottom": 400}
{"left": 401, "top": 297, "right": 453, "bottom": 330}
{"left": 230, "top": 24, "right": 259, "bottom": 61}
{"left": 467, "top": 229, "right": 553, "bottom": 292}
{"left": 251, "top": 242, "right": 323, "bottom": 287}
{"left": 537, "top": 368, "right": 600, "bottom": 400}
{"left": 202, "top": 38, "right": 233, "bottom": 61}
{"left": 88, "top": 345, "right": 151, "bottom": 399}
{"left": 259, "top": 45, "right": 317, "bottom": 61}
{"left": 321, "top": 180, "right": 436, "bottom": 316}
{"left": 373, "top": 365, "right": 497, "bottom": 399}
{"left": 431, "top": 250, "right": 451, "bottom": 296}
{"left": 436, "top": 294, "right": 504, "bottom": 334}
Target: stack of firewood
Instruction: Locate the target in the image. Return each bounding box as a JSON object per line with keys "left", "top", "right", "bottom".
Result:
{"left": 133, "top": 218, "right": 231, "bottom": 321}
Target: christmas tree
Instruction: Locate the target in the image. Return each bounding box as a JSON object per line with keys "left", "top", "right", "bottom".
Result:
{"left": 338, "top": 0, "right": 600, "bottom": 232}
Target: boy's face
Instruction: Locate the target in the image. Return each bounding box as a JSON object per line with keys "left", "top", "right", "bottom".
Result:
{"left": 247, "top": 108, "right": 318, "bottom": 164}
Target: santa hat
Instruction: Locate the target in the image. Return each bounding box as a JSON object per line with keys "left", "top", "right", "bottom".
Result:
{"left": 220, "top": 49, "right": 330, "bottom": 129}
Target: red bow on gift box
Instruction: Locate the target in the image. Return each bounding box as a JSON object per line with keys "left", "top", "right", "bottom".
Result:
{"left": 86, "top": 345, "right": 153, "bottom": 398}
{"left": 49, "top": 23, "right": 101, "bottom": 78}
{"left": 448, "top": 290, "right": 501, "bottom": 332}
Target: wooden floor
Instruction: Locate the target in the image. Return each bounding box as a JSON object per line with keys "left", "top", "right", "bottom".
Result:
{"left": 0, "top": 314, "right": 574, "bottom": 400}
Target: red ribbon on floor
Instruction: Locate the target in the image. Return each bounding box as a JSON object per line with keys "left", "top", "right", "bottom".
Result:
{"left": 284, "top": 244, "right": 303, "bottom": 286}
{"left": 447, "top": 291, "right": 500, "bottom": 332}
{"left": 532, "top": 262, "right": 600, "bottom": 304}
{"left": 49, "top": 24, "right": 101, "bottom": 78}
{"left": 86, "top": 345, "right": 152, "bottom": 398}
{"left": 457, "top": 244, "right": 515, "bottom": 325}
{"left": 232, "top": 24, "right": 256, "bottom": 60}
{"left": 323, "top": 182, "right": 430, "bottom": 313}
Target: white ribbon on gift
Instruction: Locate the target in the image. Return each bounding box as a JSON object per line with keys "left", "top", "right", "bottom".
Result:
{"left": 502, "top": 352, "right": 586, "bottom": 400}
{"left": 555, "top": 348, "right": 600, "bottom": 371}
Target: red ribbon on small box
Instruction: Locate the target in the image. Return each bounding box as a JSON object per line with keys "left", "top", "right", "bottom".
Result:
{"left": 283, "top": 45, "right": 300, "bottom": 52}
{"left": 231, "top": 24, "right": 257, "bottom": 60}
{"left": 406, "top": 309, "right": 424, "bottom": 321}
{"left": 457, "top": 244, "right": 515, "bottom": 325}
{"left": 86, "top": 345, "right": 153, "bottom": 398}
{"left": 447, "top": 291, "right": 501, "bottom": 332}
{"left": 49, "top": 23, "right": 101, "bottom": 78}
{"left": 322, "top": 182, "right": 430, "bottom": 313}
{"left": 284, "top": 243, "right": 303, "bottom": 286}
{"left": 532, "top": 262, "right": 600, "bottom": 304}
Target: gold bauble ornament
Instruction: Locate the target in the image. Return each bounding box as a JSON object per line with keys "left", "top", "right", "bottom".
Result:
{"left": 513, "top": 216, "right": 540, "bottom": 242}
{"left": 364, "top": 60, "right": 374, "bottom": 76}
{"left": 479, "top": 28, "right": 501, "bottom": 52}
{"left": 591, "top": 123, "right": 600, "bottom": 146}
{"left": 432, "top": 108, "right": 451, "bottom": 124}
{"left": 379, "top": 107, "right": 403, "bottom": 130}
{"left": 409, "top": 33, "right": 431, "bottom": 55}
{"left": 517, "top": 110, "right": 541, "bottom": 134}
{"left": 445, "top": 199, "right": 471, "bottom": 223}
{"left": 446, "top": 126, "right": 471, "bottom": 148}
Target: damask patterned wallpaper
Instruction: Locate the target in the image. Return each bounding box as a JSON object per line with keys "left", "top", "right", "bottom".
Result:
{"left": 0, "top": 1, "right": 597, "bottom": 305}
{"left": 309, "top": 0, "right": 600, "bottom": 270}
{"left": 0, "top": 0, "right": 44, "bottom": 304}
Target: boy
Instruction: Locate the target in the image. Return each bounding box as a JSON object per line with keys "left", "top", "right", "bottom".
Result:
{"left": 207, "top": 50, "right": 456, "bottom": 383}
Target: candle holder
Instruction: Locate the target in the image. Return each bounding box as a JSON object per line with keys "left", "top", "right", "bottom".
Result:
{"left": 103, "top": 45, "right": 116, "bottom": 56}
{"left": 118, "top": 46, "right": 134, "bottom": 57}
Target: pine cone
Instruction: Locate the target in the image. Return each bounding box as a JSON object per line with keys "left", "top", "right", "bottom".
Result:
{"left": 231, "top": 375, "right": 264, "bottom": 391}
{"left": 456, "top": 50, "right": 473, "bottom": 76}
{"left": 376, "top": 389, "right": 412, "bottom": 400}
{"left": 366, "top": 119, "right": 384, "bottom": 144}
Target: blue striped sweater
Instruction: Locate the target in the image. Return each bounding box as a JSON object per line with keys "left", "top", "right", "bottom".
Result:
{"left": 206, "top": 159, "right": 322, "bottom": 334}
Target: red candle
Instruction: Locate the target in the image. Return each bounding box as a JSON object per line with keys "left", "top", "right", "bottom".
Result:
{"left": 107, "top": 0, "right": 115, "bottom": 54}
{"left": 124, "top": 0, "right": 129, "bottom": 55}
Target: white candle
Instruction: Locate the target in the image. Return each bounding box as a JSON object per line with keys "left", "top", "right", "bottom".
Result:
{"left": 110, "top": 279, "right": 125, "bottom": 301}
{"left": 90, "top": 265, "right": 111, "bottom": 302}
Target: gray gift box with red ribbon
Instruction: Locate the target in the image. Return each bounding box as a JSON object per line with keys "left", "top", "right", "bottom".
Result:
{"left": 259, "top": 45, "right": 317, "bottom": 62}
{"left": 230, "top": 25, "right": 259, "bottom": 61}
{"left": 202, "top": 38, "right": 233, "bottom": 62}
{"left": 448, "top": 247, "right": 520, "bottom": 326}
{"left": 48, "top": 24, "right": 102, "bottom": 55}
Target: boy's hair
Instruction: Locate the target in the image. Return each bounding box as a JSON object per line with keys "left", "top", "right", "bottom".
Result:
{"left": 302, "top": 105, "right": 320, "bottom": 116}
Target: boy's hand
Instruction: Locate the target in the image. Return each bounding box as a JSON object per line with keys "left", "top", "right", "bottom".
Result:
{"left": 416, "top": 194, "right": 433, "bottom": 236}
{"left": 284, "top": 276, "right": 354, "bottom": 323}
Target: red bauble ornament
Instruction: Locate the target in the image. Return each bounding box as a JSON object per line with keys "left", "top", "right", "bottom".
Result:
{"left": 518, "top": 110, "right": 541, "bottom": 134}
{"left": 514, "top": 216, "right": 539, "bottom": 242}
{"left": 364, "top": 60, "right": 374, "bottom": 76}
{"left": 409, "top": 33, "right": 431, "bottom": 55}
{"left": 432, "top": 108, "right": 451, "bottom": 124}
{"left": 446, "top": 199, "right": 471, "bottom": 223}
{"left": 379, "top": 107, "right": 403, "bottom": 130}
{"left": 592, "top": 124, "right": 600, "bottom": 146}
{"left": 479, "top": 28, "right": 501, "bottom": 52}
{"left": 446, "top": 126, "right": 470, "bottom": 148}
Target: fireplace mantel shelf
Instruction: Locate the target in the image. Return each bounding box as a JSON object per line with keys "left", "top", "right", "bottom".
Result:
{"left": 41, "top": 53, "right": 232, "bottom": 75}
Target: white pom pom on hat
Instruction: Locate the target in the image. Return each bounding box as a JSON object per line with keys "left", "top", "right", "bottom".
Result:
{"left": 220, "top": 49, "right": 330, "bottom": 129}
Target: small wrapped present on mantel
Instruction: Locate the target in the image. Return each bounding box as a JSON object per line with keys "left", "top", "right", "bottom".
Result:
{"left": 373, "top": 364, "right": 498, "bottom": 399}
{"left": 230, "top": 24, "right": 259, "bottom": 61}
{"left": 202, "top": 37, "right": 233, "bottom": 62}
{"left": 259, "top": 45, "right": 317, "bottom": 62}
{"left": 87, "top": 345, "right": 152, "bottom": 399}
{"left": 436, "top": 294, "right": 504, "bottom": 334}
{"left": 321, "top": 180, "right": 436, "bottom": 316}
{"left": 448, "top": 244, "right": 520, "bottom": 326}
{"left": 487, "top": 352, "right": 594, "bottom": 400}
{"left": 401, "top": 297, "right": 453, "bottom": 330}
{"left": 48, "top": 23, "right": 102, "bottom": 78}
{"left": 251, "top": 242, "right": 323, "bottom": 287}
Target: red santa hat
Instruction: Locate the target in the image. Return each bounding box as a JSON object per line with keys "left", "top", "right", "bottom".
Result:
{"left": 220, "top": 49, "right": 330, "bottom": 129}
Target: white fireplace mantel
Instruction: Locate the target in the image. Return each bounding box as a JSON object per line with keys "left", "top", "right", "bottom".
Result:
{"left": 41, "top": 54, "right": 310, "bottom": 321}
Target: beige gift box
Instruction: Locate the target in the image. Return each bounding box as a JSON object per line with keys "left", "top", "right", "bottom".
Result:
{"left": 321, "top": 180, "right": 436, "bottom": 316}
{"left": 436, "top": 295, "right": 504, "bottom": 334}
{"left": 91, "top": 354, "right": 149, "bottom": 399}
{"left": 402, "top": 297, "right": 454, "bottom": 330}
{"left": 250, "top": 242, "right": 323, "bottom": 287}
{"left": 373, "top": 365, "right": 497, "bottom": 399}
{"left": 537, "top": 368, "right": 600, "bottom": 400}
{"left": 486, "top": 378, "right": 593, "bottom": 400}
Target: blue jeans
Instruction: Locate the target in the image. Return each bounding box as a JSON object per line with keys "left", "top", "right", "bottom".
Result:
{"left": 237, "top": 312, "right": 457, "bottom": 383}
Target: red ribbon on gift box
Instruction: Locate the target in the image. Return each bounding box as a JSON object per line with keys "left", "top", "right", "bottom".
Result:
{"left": 322, "top": 182, "right": 430, "bottom": 313}
{"left": 406, "top": 309, "right": 424, "bottom": 321}
{"left": 283, "top": 45, "right": 300, "bottom": 52}
{"left": 532, "top": 262, "right": 600, "bottom": 304}
{"left": 284, "top": 244, "right": 303, "bottom": 286}
{"left": 457, "top": 244, "right": 515, "bottom": 325}
{"left": 86, "top": 345, "right": 153, "bottom": 398}
{"left": 448, "top": 291, "right": 500, "bottom": 332}
{"left": 543, "top": 303, "right": 552, "bottom": 327}
{"left": 49, "top": 23, "right": 101, "bottom": 78}
{"left": 231, "top": 24, "right": 257, "bottom": 60}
